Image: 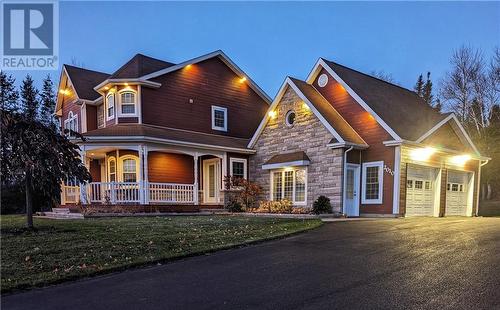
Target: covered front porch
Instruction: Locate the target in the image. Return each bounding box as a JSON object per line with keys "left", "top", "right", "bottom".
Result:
{"left": 61, "top": 143, "right": 242, "bottom": 208}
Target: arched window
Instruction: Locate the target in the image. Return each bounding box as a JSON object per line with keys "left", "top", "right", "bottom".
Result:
{"left": 106, "top": 93, "right": 115, "bottom": 120}
{"left": 108, "top": 157, "right": 116, "bottom": 182}
{"left": 63, "top": 111, "right": 78, "bottom": 137}
{"left": 119, "top": 91, "right": 136, "bottom": 115}
{"left": 122, "top": 157, "right": 137, "bottom": 182}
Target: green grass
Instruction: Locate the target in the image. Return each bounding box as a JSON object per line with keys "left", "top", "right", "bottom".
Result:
{"left": 1, "top": 215, "right": 321, "bottom": 293}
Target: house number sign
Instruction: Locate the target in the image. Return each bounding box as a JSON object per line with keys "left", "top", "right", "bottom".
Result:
{"left": 384, "top": 165, "right": 394, "bottom": 176}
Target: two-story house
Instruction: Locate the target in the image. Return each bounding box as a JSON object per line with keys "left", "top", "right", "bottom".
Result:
{"left": 56, "top": 51, "right": 270, "bottom": 211}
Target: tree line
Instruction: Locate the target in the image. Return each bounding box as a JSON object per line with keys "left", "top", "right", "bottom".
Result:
{"left": 1, "top": 73, "right": 90, "bottom": 228}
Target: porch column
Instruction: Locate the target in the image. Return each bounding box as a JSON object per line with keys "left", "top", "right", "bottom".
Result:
{"left": 138, "top": 145, "right": 145, "bottom": 204}
{"left": 143, "top": 145, "right": 149, "bottom": 204}
{"left": 193, "top": 153, "right": 199, "bottom": 205}
{"left": 221, "top": 152, "right": 227, "bottom": 204}
{"left": 79, "top": 147, "right": 87, "bottom": 204}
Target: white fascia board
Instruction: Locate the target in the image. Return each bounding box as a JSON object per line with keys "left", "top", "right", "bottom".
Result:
{"left": 139, "top": 50, "right": 271, "bottom": 104}
{"left": 327, "top": 142, "right": 369, "bottom": 149}
{"left": 415, "top": 113, "right": 480, "bottom": 156}
{"left": 248, "top": 77, "right": 348, "bottom": 148}
{"left": 83, "top": 135, "right": 256, "bottom": 154}
{"left": 262, "top": 160, "right": 310, "bottom": 170}
{"left": 306, "top": 58, "right": 402, "bottom": 142}
{"left": 94, "top": 79, "right": 161, "bottom": 92}
{"left": 247, "top": 77, "right": 291, "bottom": 148}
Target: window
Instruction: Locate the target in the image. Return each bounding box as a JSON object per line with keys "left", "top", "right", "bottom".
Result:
{"left": 271, "top": 168, "right": 307, "bottom": 204}
{"left": 108, "top": 157, "right": 116, "bottom": 182}
{"left": 425, "top": 181, "right": 431, "bottom": 190}
{"left": 107, "top": 94, "right": 115, "bottom": 120}
{"left": 230, "top": 158, "right": 247, "bottom": 180}
{"left": 414, "top": 180, "right": 423, "bottom": 189}
{"left": 285, "top": 110, "right": 296, "bottom": 127}
{"left": 120, "top": 91, "right": 136, "bottom": 115}
{"left": 459, "top": 184, "right": 464, "bottom": 192}
{"left": 407, "top": 180, "right": 413, "bottom": 189}
{"left": 97, "top": 104, "right": 104, "bottom": 128}
{"left": 63, "top": 111, "right": 78, "bottom": 137}
{"left": 361, "top": 161, "right": 383, "bottom": 204}
{"left": 122, "top": 158, "right": 137, "bottom": 182}
{"left": 211, "top": 106, "right": 227, "bottom": 131}
{"left": 452, "top": 184, "right": 459, "bottom": 192}
{"left": 447, "top": 183, "right": 451, "bottom": 191}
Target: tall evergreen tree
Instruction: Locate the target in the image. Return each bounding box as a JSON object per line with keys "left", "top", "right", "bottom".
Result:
{"left": 423, "top": 72, "right": 434, "bottom": 106}
{"left": 39, "top": 75, "right": 56, "bottom": 127}
{"left": 0, "top": 71, "right": 19, "bottom": 112}
{"left": 414, "top": 74, "right": 424, "bottom": 97}
{"left": 20, "top": 75, "right": 39, "bottom": 121}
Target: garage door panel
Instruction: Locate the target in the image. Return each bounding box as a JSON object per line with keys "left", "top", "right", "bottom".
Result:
{"left": 406, "top": 166, "right": 438, "bottom": 217}
{"left": 446, "top": 171, "right": 471, "bottom": 216}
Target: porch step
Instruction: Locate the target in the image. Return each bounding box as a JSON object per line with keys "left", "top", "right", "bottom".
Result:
{"left": 52, "top": 207, "right": 70, "bottom": 214}
{"left": 37, "top": 212, "right": 84, "bottom": 219}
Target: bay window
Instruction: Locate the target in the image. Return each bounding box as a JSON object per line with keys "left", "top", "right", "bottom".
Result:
{"left": 271, "top": 168, "right": 307, "bottom": 205}
{"left": 361, "top": 161, "right": 383, "bottom": 204}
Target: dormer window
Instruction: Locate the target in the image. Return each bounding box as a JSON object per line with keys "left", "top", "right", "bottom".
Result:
{"left": 106, "top": 93, "right": 115, "bottom": 120}
{"left": 120, "top": 91, "right": 136, "bottom": 115}
{"left": 211, "top": 105, "right": 227, "bottom": 131}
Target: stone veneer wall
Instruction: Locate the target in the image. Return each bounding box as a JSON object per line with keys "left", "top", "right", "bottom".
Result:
{"left": 249, "top": 87, "right": 344, "bottom": 211}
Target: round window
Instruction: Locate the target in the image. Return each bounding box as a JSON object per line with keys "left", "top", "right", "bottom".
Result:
{"left": 318, "top": 73, "right": 328, "bottom": 87}
{"left": 285, "top": 110, "right": 296, "bottom": 127}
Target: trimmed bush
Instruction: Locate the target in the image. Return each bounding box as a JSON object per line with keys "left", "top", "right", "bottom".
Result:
{"left": 312, "top": 196, "right": 332, "bottom": 214}
{"left": 255, "top": 200, "right": 293, "bottom": 213}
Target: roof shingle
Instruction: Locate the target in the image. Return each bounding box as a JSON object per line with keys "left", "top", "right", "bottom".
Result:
{"left": 109, "top": 54, "right": 175, "bottom": 79}
{"left": 64, "top": 65, "right": 109, "bottom": 101}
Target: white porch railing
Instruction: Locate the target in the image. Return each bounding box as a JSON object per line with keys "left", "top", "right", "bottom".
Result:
{"left": 148, "top": 183, "right": 194, "bottom": 203}
{"left": 61, "top": 182, "right": 195, "bottom": 205}
{"left": 61, "top": 185, "right": 80, "bottom": 204}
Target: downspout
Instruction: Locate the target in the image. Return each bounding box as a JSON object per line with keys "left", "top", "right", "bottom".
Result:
{"left": 342, "top": 146, "right": 354, "bottom": 215}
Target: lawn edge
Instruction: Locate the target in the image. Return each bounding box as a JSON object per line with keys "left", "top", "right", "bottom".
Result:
{"left": 1, "top": 218, "right": 323, "bottom": 295}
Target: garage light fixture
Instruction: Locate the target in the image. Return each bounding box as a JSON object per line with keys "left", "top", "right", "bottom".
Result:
{"left": 450, "top": 154, "right": 471, "bottom": 165}
{"left": 268, "top": 110, "right": 277, "bottom": 119}
{"left": 410, "top": 147, "right": 435, "bottom": 161}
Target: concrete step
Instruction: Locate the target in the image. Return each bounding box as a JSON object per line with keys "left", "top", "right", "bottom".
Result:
{"left": 40, "top": 212, "right": 84, "bottom": 219}
{"left": 52, "top": 208, "right": 70, "bottom": 214}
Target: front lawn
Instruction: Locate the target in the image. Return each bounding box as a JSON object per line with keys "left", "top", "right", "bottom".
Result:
{"left": 0, "top": 215, "right": 321, "bottom": 293}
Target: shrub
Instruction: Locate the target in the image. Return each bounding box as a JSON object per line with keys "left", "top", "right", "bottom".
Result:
{"left": 291, "top": 207, "right": 311, "bottom": 214}
{"left": 226, "top": 197, "right": 244, "bottom": 213}
{"left": 223, "top": 176, "right": 262, "bottom": 211}
{"left": 312, "top": 196, "right": 332, "bottom": 214}
{"left": 255, "top": 200, "right": 293, "bottom": 214}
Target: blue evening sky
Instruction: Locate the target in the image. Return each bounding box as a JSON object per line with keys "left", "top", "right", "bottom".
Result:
{"left": 7, "top": 1, "right": 500, "bottom": 98}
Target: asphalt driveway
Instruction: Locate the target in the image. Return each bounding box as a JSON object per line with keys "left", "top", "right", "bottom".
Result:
{"left": 2, "top": 217, "right": 499, "bottom": 310}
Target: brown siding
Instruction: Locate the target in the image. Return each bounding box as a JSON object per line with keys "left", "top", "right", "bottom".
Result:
{"left": 61, "top": 82, "right": 81, "bottom": 133}
{"left": 86, "top": 105, "right": 97, "bottom": 131}
{"left": 118, "top": 117, "right": 139, "bottom": 123}
{"left": 142, "top": 57, "right": 269, "bottom": 139}
{"left": 422, "top": 122, "right": 472, "bottom": 153}
{"left": 313, "top": 68, "right": 395, "bottom": 214}
{"left": 89, "top": 159, "right": 101, "bottom": 182}
{"left": 148, "top": 152, "right": 194, "bottom": 184}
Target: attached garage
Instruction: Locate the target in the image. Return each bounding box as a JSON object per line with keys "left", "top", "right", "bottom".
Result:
{"left": 405, "top": 165, "right": 440, "bottom": 216}
{"left": 446, "top": 170, "right": 473, "bottom": 216}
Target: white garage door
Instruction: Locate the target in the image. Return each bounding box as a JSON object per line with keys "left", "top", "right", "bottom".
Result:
{"left": 406, "top": 166, "right": 438, "bottom": 216}
{"left": 446, "top": 171, "right": 471, "bottom": 216}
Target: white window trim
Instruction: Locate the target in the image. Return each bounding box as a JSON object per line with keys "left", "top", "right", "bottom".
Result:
{"left": 211, "top": 105, "right": 228, "bottom": 131}
{"left": 269, "top": 167, "right": 307, "bottom": 206}
{"left": 119, "top": 155, "right": 140, "bottom": 182}
{"left": 106, "top": 93, "right": 115, "bottom": 121}
{"left": 118, "top": 89, "right": 138, "bottom": 117}
{"left": 107, "top": 156, "right": 117, "bottom": 182}
{"left": 229, "top": 158, "right": 247, "bottom": 179}
{"left": 361, "top": 161, "right": 384, "bottom": 204}
{"left": 63, "top": 111, "right": 78, "bottom": 137}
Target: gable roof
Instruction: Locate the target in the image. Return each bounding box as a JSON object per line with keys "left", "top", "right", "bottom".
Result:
{"left": 63, "top": 65, "right": 109, "bottom": 101}
{"left": 264, "top": 151, "right": 311, "bottom": 165}
{"left": 140, "top": 50, "right": 272, "bottom": 104}
{"left": 248, "top": 77, "right": 368, "bottom": 149}
{"left": 108, "top": 54, "right": 175, "bottom": 79}
{"left": 319, "top": 59, "right": 448, "bottom": 141}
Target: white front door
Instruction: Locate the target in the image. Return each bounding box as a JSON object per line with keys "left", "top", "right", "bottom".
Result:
{"left": 344, "top": 164, "right": 360, "bottom": 217}
{"left": 203, "top": 159, "right": 219, "bottom": 204}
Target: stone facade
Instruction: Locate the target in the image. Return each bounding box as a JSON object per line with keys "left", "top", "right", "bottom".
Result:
{"left": 249, "top": 87, "right": 344, "bottom": 211}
